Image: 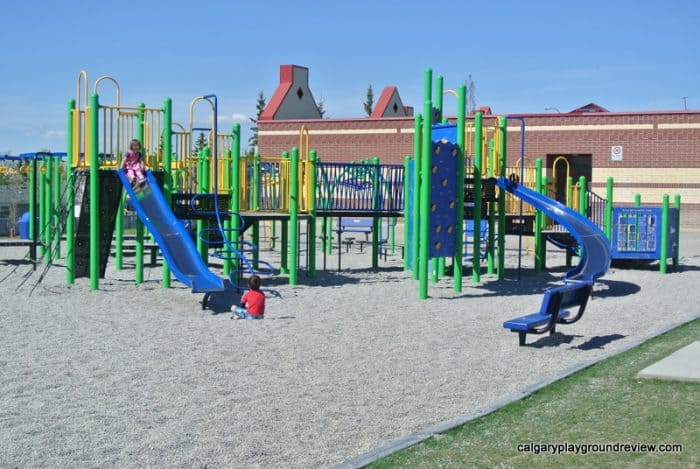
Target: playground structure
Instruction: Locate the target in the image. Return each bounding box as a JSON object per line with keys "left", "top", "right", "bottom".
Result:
{"left": 0, "top": 69, "right": 683, "bottom": 322}
{"left": 399, "top": 68, "right": 682, "bottom": 343}
{"left": 1, "top": 72, "right": 407, "bottom": 302}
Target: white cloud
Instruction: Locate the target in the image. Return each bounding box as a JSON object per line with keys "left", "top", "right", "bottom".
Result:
{"left": 218, "top": 113, "right": 251, "bottom": 124}
{"left": 43, "top": 130, "right": 66, "bottom": 138}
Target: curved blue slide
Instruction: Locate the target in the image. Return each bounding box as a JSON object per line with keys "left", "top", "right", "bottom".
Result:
{"left": 495, "top": 177, "right": 610, "bottom": 282}
{"left": 117, "top": 170, "right": 226, "bottom": 293}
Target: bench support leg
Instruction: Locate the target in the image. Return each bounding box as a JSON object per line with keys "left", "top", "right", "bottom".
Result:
{"left": 518, "top": 332, "right": 526, "bottom": 346}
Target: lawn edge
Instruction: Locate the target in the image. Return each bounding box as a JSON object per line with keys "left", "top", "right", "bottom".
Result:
{"left": 335, "top": 314, "right": 700, "bottom": 468}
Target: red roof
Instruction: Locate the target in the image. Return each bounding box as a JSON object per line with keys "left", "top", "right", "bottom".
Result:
{"left": 260, "top": 65, "right": 297, "bottom": 121}
{"left": 569, "top": 102, "right": 609, "bottom": 113}
{"left": 371, "top": 86, "right": 407, "bottom": 118}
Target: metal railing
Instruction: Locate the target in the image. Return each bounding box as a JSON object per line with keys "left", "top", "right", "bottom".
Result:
{"left": 316, "top": 162, "right": 404, "bottom": 213}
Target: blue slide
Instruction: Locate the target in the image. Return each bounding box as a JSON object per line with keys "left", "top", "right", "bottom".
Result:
{"left": 117, "top": 170, "right": 227, "bottom": 293}
{"left": 495, "top": 177, "right": 610, "bottom": 282}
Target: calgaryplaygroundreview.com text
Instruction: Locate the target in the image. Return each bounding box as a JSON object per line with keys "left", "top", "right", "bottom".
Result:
{"left": 517, "top": 442, "right": 683, "bottom": 455}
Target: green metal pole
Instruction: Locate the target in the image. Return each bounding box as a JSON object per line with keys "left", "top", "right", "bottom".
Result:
{"left": 435, "top": 75, "right": 444, "bottom": 121}
{"left": 450, "top": 85, "right": 467, "bottom": 289}
{"left": 403, "top": 155, "right": 410, "bottom": 270}
{"left": 29, "top": 150, "right": 37, "bottom": 263}
{"left": 472, "top": 111, "right": 483, "bottom": 283}
{"left": 38, "top": 160, "right": 46, "bottom": 260}
{"left": 115, "top": 193, "right": 125, "bottom": 269}
{"left": 497, "top": 116, "right": 507, "bottom": 280}
{"left": 534, "top": 158, "right": 543, "bottom": 272}
{"left": 45, "top": 156, "right": 51, "bottom": 262}
{"left": 252, "top": 221, "right": 259, "bottom": 268}
{"left": 605, "top": 177, "right": 614, "bottom": 240}
{"left": 673, "top": 194, "right": 681, "bottom": 267}
{"left": 289, "top": 147, "right": 299, "bottom": 285}
{"left": 230, "top": 124, "right": 241, "bottom": 275}
{"left": 280, "top": 151, "right": 289, "bottom": 274}
{"left": 65, "top": 100, "right": 75, "bottom": 283}
{"left": 634, "top": 194, "right": 641, "bottom": 207}
{"left": 419, "top": 99, "right": 432, "bottom": 298}
{"left": 162, "top": 98, "right": 172, "bottom": 288}
{"left": 487, "top": 136, "right": 496, "bottom": 275}
{"left": 660, "top": 194, "right": 669, "bottom": 274}
{"left": 201, "top": 147, "right": 211, "bottom": 264}
{"left": 271, "top": 220, "right": 277, "bottom": 251}
{"left": 89, "top": 93, "right": 100, "bottom": 290}
{"left": 44, "top": 154, "right": 52, "bottom": 265}
{"left": 223, "top": 148, "right": 233, "bottom": 276}
{"left": 319, "top": 217, "right": 325, "bottom": 255}
{"left": 52, "top": 155, "right": 61, "bottom": 259}
{"left": 135, "top": 102, "right": 145, "bottom": 285}
{"left": 281, "top": 220, "right": 289, "bottom": 274}
{"left": 372, "top": 156, "right": 380, "bottom": 270}
{"left": 196, "top": 151, "right": 204, "bottom": 258}
{"left": 420, "top": 70, "right": 434, "bottom": 297}
{"left": 252, "top": 152, "right": 260, "bottom": 269}
{"left": 424, "top": 68, "right": 432, "bottom": 109}
{"left": 308, "top": 150, "right": 318, "bottom": 277}
{"left": 390, "top": 217, "right": 396, "bottom": 255}
{"left": 252, "top": 152, "right": 260, "bottom": 210}
{"left": 325, "top": 215, "right": 332, "bottom": 255}
{"left": 540, "top": 175, "right": 548, "bottom": 269}
{"left": 578, "top": 176, "right": 587, "bottom": 216}
{"left": 411, "top": 115, "right": 422, "bottom": 279}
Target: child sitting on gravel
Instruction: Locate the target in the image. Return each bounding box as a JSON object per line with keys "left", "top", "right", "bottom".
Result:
{"left": 231, "top": 275, "right": 265, "bottom": 320}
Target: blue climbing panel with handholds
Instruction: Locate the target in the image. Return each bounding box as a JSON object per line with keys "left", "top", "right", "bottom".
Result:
{"left": 428, "top": 139, "right": 459, "bottom": 259}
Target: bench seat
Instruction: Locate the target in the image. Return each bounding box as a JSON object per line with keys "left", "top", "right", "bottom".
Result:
{"left": 503, "top": 282, "right": 592, "bottom": 346}
{"left": 503, "top": 309, "right": 573, "bottom": 332}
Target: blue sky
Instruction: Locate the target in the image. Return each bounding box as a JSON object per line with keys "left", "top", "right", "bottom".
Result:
{"left": 1, "top": 0, "right": 698, "bottom": 153}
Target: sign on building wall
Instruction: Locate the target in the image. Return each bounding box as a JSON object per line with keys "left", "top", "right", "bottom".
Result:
{"left": 611, "top": 145, "right": 623, "bottom": 161}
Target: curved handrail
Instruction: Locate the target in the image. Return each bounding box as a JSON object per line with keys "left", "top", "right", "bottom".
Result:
{"left": 299, "top": 125, "right": 310, "bottom": 161}
{"left": 76, "top": 70, "right": 88, "bottom": 110}
{"left": 92, "top": 76, "right": 121, "bottom": 106}
{"left": 188, "top": 96, "right": 215, "bottom": 134}
{"left": 552, "top": 155, "right": 570, "bottom": 184}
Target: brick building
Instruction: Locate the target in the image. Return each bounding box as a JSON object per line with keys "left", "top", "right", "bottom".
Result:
{"left": 258, "top": 65, "right": 700, "bottom": 227}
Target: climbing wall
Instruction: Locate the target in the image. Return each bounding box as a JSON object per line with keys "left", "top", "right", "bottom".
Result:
{"left": 429, "top": 139, "right": 459, "bottom": 258}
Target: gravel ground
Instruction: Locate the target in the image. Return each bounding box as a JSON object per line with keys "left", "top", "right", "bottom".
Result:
{"left": 1, "top": 228, "right": 699, "bottom": 467}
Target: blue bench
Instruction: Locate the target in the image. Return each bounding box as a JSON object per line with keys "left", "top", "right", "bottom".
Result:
{"left": 336, "top": 217, "right": 373, "bottom": 240}
{"left": 464, "top": 219, "right": 488, "bottom": 260}
{"left": 503, "top": 281, "right": 593, "bottom": 346}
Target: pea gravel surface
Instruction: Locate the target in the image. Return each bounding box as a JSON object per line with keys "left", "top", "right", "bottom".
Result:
{"left": 1, "top": 230, "right": 699, "bottom": 467}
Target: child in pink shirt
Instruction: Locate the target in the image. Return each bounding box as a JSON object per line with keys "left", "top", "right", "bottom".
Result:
{"left": 122, "top": 139, "right": 146, "bottom": 185}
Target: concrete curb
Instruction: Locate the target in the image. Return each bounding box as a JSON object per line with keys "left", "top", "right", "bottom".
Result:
{"left": 335, "top": 314, "right": 700, "bottom": 468}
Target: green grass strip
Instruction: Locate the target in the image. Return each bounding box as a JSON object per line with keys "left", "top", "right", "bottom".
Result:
{"left": 371, "top": 318, "right": 699, "bottom": 468}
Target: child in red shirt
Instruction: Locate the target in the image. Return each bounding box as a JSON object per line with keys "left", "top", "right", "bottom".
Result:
{"left": 231, "top": 275, "right": 265, "bottom": 320}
